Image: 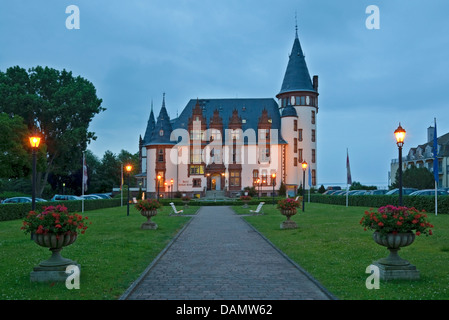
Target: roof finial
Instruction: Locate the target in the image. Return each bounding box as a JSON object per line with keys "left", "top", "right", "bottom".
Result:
{"left": 162, "top": 92, "right": 166, "bottom": 108}
{"left": 295, "top": 11, "right": 298, "bottom": 38}
{"left": 151, "top": 99, "right": 153, "bottom": 112}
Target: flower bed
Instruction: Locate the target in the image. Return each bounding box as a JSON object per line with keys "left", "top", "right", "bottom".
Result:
{"left": 21, "top": 204, "right": 90, "bottom": 236}
{"left": 360, "top": 205, "right": 434, "bottom": 236}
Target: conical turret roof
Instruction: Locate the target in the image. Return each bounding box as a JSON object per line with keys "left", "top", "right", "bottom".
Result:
{"left": 278, "top": 31, "right": 315, "bottom": 95}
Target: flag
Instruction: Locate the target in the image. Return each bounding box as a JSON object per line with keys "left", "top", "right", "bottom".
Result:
{"left": 433, "top": 119, "right": 438, "bottom": 184}
{"left": 82, "top": 153, "right": 88, "bottom": 192}
{"left": 346, "top": 149, "right": 352, "bottom": 185}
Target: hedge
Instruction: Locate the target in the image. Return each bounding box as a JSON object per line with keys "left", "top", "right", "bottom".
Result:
{"left": 0, "top": 198, "right": 122, "bottom": 222}
{"left": 309, "top": 194, "right": 449, "bottom": 214}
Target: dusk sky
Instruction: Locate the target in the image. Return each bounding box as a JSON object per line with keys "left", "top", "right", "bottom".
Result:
{"left": 1, "top": 0, "right": 448, "bottom": 188}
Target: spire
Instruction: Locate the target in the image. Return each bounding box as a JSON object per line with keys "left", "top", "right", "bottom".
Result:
{"left": 147, "top": 93, "right": 174, "bottom": 145}
{"left": 295, "top": 11, "right": 298, "bottom": 39}
{"left": 277, "top": 26, "right": 315, "bottom": 96}
{"left": 143, "top": 99, "right": 156, "bottom": 144}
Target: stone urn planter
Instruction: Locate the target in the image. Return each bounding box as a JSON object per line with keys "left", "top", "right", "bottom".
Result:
{"left": 373, "top": 232, "right": 415, "bottom": 266}
{"left": 372, "top": 231, "right": 420, "bottom": 280}
{"left": 140, "top": 210, "right": 158, "bottom": 230}
{"left": 360, "top": 205, "right": 435, "bottom": 280}
{"left": 277, "top": 198, "right": 300, "bottom": 229}
{"left": 21, "top": 205, "right": 88, "bottom": 282}
{"left": 280, "top": 209, "right": 297, "bottom": 229}
{"left": 33, "top": 232, "right": 78, "bottom": 269}
{"left": 30, "top": 233, "right": 80, "bottom": 282}
{"left": 134, "top": 199, "right": 161, "bottom": 230}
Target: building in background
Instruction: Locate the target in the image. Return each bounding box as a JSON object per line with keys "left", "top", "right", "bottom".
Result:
{"left": 139, "top": 28, "right": 319, "bottom": 198}
{"left": 390, "top": 125, "right": 449, "bottom": 188}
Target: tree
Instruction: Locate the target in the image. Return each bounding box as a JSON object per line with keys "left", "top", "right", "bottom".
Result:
{"left": 318, "top": 185, "right": 326, "bottom": 194}
{"left": 392, "top": 166, "right": 434, "bottom": 190}
{"left": 349, "top": 181, "right": 377, "bottom": 191}
{"left": 0, "top": 113, "right": 30, "bottom": 178}
{"left": 0, "top": 66, "right": 105, "bottom": 196}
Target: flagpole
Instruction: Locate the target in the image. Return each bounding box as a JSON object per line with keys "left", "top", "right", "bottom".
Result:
{"left": 121, "top": 164, "right": 123, "bottom": 207}
{"left": 346, "top": 148, "right": 350, "bottom": 207}
{"left": 434, "top": 118, "right": 438, "bottom": 216}
{"left": 82, "top": 152, "right": 85, "bottom": 213}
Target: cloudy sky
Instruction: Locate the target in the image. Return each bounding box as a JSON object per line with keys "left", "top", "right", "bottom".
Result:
{"left": 1, "top": 0, "right": 448, "bottom": 188}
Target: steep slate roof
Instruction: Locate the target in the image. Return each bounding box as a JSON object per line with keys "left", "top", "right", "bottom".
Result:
{"left": 145, "top": 95, "right": 174, "bottom": 146}
{"left": 278, "top": 32, "right": 316, "bottom": 95}
{"left": 172, "top": 98, "right": 287, "bottom": 144}
{"left": 415, "top": 132, "right": 449, "bottom": 157}
{"left": 142, "top": 102, "right": 156, "bottom": 144}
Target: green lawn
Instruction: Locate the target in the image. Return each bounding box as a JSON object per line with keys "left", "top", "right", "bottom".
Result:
{"left": 2, "top": 201, "right": 448, "bottom": 300}
{"left": 234, "top": 202, "right": 449, "bottom": 300}
{"left": 0, "top": 205, "right": 196, "bottom": 300}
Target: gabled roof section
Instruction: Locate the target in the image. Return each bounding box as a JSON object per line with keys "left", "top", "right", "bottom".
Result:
{"left": 172, "top": 98, "right": 287, "bottom": 144}
{"left": 278, "top": 32, "right": 315, "bottom": 95}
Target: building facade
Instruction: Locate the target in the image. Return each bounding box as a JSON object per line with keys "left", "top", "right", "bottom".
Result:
{"left": 139, "top": 30, "right": 319, "bottom": 198}
{"left": 390, "top": 126, "right": 449, "bottom": 188}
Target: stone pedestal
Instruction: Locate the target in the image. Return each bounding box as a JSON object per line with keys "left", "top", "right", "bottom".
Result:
{"left": 141, "top": 221, "right": 158, "bottom": 230}
{"left": 280, "top": 220, "right": 297, "bottom": 229}
{"left": 373, "top": 261, "right": 420, "bottom": 281}
{"left": 30, "top": 262, "right": 80, "bottom": 283}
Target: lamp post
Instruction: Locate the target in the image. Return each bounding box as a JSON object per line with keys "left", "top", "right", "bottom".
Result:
{"left": 126, "top": 165, "right": 132, "bottom": 216}
{"left": 256, "top": 178, "right": 260, "bottom": 199}
{"left": 170, "top": 178, "right": 174, "bottom": 199}
{"left": 164, "top": 181, "right": 168, "bottom": 198}
{"left": 394, "top": 123, "right": 406, "bottom": 206}
{"left": 301, "top": 161, "right": 308, "bottom": 212}
{"left": 29, "top": 135, "right": 41, "bottom": 211}
{"left": 157, "top": 174, "right": 161, "bottom": 200}
{"left": 271, "top": 173, "right": 276, "bottom": 205}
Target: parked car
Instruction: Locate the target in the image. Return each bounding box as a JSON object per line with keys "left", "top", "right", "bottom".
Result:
{"left": 367, "top": 190, "right": 388, "bottom": 195}
{"left": 333, "top": 190, "right": 347, "bottom": 196}
{"left": 90, "top": 193, "right": 112, "bottom": 199}
{"left": 80, "top": 195, "right": 103, "bottom": 200}
{"left": 50, "top": 195, "right": 82, "bottom": 201}
{"left": 409, "top": 189, "right": 448, "bottom": 196}
{"left": 385, "top": 188, "right": 418, "bottom": 195}
{"left": 1, "top": 197, "right": 47, "bottom": 204}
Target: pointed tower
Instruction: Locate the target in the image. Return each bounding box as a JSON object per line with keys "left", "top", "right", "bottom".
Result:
{"left": 146, "top": 93, "right": 176, "bottom": 199}
{"left": 278, "top": 26, "right": 318, "bottom": 193}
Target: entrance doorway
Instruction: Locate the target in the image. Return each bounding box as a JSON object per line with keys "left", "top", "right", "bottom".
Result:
{"left": 211, "top": 174, "right": 221, "bottom": 190}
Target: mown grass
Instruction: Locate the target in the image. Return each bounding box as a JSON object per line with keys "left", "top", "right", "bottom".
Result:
{"left": 234, "top": 202, "right": 449, "bottom": 300}
{"left": 0, "top": 205, "right": 196, "bottom": 300}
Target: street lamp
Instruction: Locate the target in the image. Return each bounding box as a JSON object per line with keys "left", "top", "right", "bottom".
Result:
{"left": 29, "top": 135, "right": 41, "bottom": 211}
{"left": 256, "top": 178, "right": 261, "bottom": 199}
{"left": 170, "top": 178, "right": 174, "bottom": 199}
{"left": 125, "top": 165, "right": 132, "bottom": 216}
{"left": 394, "top": 123, "right": 406, "bottom": 206}
{"left": 157, "top": 174, "right": 162, "bottom": 199}
{"left": 301, "top": 161, "right": 308, "bottom": 212}
{"left": 271, "top": 173, "right": 276, "bottom": 205}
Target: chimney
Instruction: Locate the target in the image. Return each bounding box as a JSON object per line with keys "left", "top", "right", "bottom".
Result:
{"left": 427, "top": 126, "right": 434, "bottom": 143}
{"left": 313, "top": 75, "right": 318, "bottom": 91}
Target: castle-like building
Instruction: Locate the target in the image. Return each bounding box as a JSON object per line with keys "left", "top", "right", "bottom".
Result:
{"left": 137, "top": 29, "right": 319, "bottom": 198}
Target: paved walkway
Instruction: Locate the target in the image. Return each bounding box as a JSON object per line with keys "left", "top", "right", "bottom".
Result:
{"left": 120, "top": 206, "right": 335, "bottom": 300}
